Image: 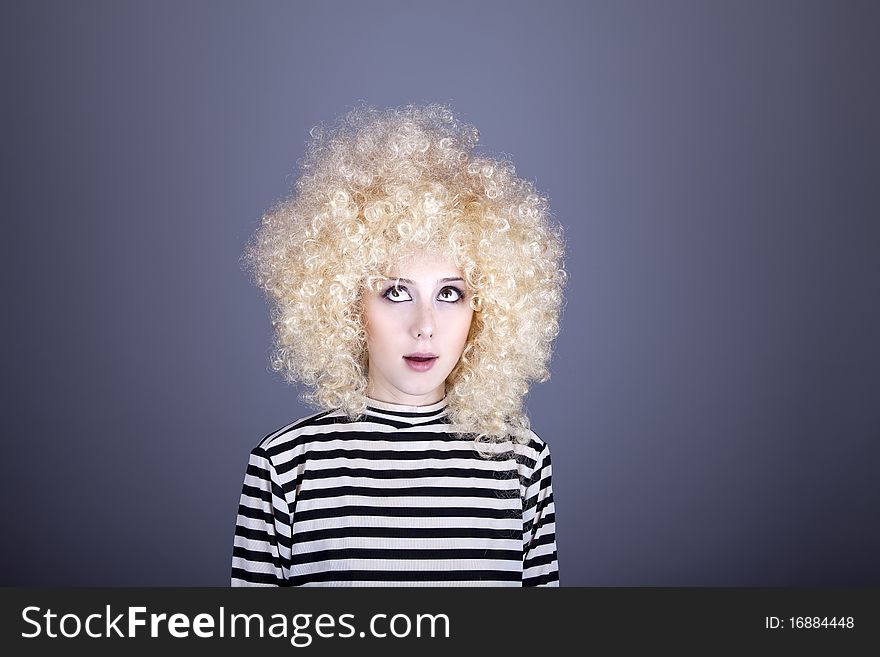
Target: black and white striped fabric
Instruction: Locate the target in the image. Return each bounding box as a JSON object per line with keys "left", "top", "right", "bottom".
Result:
{"left": 231, "top": 396, "right": 558, "bottom": 587}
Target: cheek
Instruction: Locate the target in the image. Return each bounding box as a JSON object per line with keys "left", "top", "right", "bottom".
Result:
{"left": 452, "top": 310, "right": 474, "bottom": 343}
{"left": 365, "top": 301, "right": 390, "bottom": 334}
{"left": 365, "top": 307, "right": 404, "bottom": 354}
{"left": 366, "top": 310, "right": 397, "bottom": 339}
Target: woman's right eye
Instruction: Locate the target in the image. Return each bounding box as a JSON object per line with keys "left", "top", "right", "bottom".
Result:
{"left": 382, "top": 285, "right": 411, "bottom": 302}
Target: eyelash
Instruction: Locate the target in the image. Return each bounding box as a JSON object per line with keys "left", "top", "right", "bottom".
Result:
{"left": 381, "top": 285, "right": 466, "bottom": 304}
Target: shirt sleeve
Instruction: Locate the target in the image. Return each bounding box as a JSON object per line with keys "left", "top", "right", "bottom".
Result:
{"left": 522, "top": 441, "right": 559, "bottom": 586}
{"left": 231, "top": 446, "right": 292, "bottom": 586}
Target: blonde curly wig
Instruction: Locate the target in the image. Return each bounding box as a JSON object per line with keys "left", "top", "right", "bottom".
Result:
{"left": 242, "top": 102, "right": 567, "bottom": 455}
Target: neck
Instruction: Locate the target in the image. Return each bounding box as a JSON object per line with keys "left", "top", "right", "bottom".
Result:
{"left": 365, "top": 383, "right": 446, "bottom": 407}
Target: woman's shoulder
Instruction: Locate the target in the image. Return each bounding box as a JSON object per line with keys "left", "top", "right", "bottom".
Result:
{"left": 510, "top": 424, "right": 551, "bottom": 457}
{"left": 252, "top": 407, "right": 350, "bottom": 457}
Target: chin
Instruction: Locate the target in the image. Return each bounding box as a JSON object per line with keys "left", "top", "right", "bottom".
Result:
{"left": 399, "top": 382, "right": 437, "bottom": 395}
{"left": 398, "top": 378, "right": 442, "bottom": 394}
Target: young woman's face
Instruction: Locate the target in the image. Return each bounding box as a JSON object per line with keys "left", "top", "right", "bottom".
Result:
{"left": 363, "top": 250, "right": 474, "bottom": 405}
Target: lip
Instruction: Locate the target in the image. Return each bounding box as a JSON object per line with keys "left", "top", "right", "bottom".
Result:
{"left": 403, "top": 355, "right": 438, "bottom": 372}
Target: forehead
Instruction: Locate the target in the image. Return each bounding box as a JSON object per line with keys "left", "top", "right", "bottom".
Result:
{"left": 384, "top": 250, "right": 461, "bottom": 278}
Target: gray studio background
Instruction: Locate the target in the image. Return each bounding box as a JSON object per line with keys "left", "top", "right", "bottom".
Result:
{"left": 3, "top": 0, "right": 878, "bottom": 586}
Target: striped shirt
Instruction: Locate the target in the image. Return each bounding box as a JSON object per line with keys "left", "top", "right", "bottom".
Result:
{"left": 231, "top": 395, "right": 559, "bottom": 586}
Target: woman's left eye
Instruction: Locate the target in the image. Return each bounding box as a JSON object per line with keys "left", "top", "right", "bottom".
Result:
{"left": 439, "top": 286, "right": 464, "bottom": 302}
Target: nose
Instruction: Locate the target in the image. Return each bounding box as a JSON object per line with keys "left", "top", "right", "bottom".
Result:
{"left": 411, "top": 300, "right": 435, "bottom": 339}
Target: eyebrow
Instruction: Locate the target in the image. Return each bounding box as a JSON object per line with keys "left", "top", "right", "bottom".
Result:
{"left": 385, "top": 277, "right": 465, "bottom": 285}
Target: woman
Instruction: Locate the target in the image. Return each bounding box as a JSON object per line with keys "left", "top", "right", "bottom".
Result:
{"left": 232, "top": 103, "right": 567, "bottom": 586}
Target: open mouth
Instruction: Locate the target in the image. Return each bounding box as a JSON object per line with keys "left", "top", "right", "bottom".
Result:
{"left": 403, "top": 355, "right": 438, "bottom": 371}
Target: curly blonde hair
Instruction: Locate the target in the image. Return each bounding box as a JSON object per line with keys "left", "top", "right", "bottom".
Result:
{"left": 242, "top": 102, "right": 567, "bottom": 454}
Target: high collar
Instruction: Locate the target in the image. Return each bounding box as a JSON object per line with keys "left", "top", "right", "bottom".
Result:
{"left": 364, "top": 395, "right": 449, "bottom": 425}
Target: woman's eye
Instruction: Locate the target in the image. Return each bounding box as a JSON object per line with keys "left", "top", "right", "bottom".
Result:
{"left": 439, "top": 286, "right": 464, "bottom": 302}
{"left": 383, "top": 286, "right": 411, "bottom": 302}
